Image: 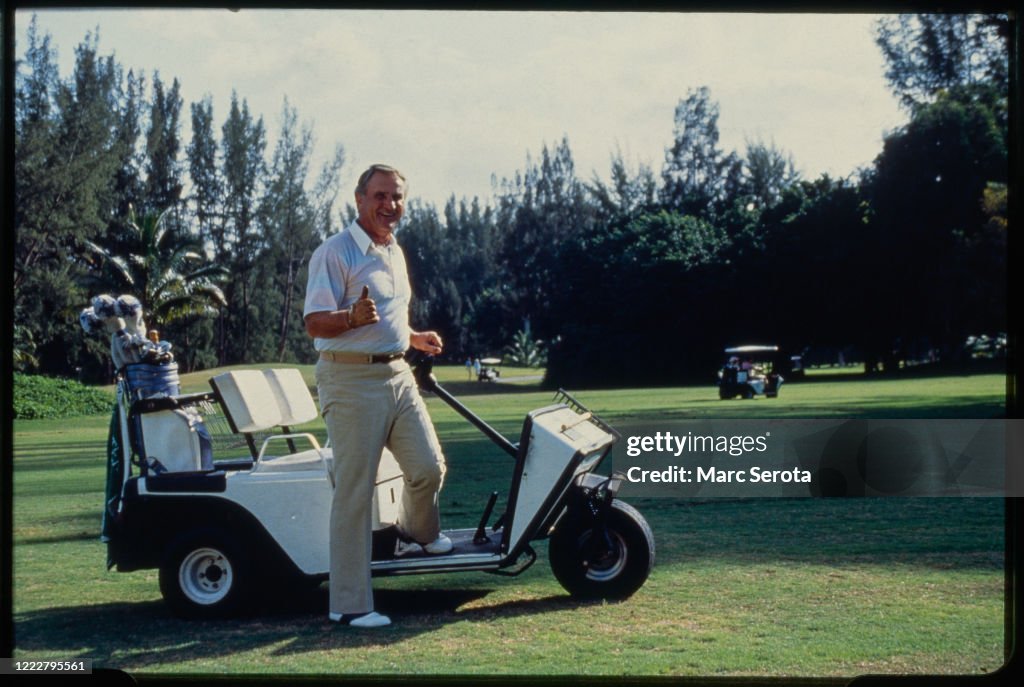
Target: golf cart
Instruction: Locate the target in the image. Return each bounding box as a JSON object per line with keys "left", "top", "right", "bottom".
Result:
{"left": 478, "top": 357, "right": 502, "bottom": 382}
{"left": 103, "top": 356, "right": 654, "bottom": 618}
{"left": 717, "top": 345, "right": 784, "bottom": 399}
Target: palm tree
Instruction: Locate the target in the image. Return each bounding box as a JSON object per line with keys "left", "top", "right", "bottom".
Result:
{"left": 504, "top": 320, "right": 547, "bottom": 368}
{"left": 85, "top": 205, "right": 228, "bottom": 336}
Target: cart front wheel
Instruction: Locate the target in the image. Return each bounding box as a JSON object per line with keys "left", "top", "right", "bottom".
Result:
{"left": 159, "top": 529, "right": 250, "bottom": 618}
{"left": 549, "top": 500, "right": 654, "bottom": 600}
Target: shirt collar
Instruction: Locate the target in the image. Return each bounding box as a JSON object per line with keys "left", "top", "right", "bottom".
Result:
{"left": 349, "top": 220, "right": 396, "bottom": 255}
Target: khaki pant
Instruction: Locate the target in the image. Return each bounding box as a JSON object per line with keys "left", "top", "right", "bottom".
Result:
{"left": 316, "top": 357, "right": 446, "bottom": 615}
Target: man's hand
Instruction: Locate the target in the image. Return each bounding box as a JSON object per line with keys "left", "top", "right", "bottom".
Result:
{"left": 349, "top": 285, "right": 379, "bottom": 328}
{"left": 410, "top": 331, "right": 444, "bottom": 355}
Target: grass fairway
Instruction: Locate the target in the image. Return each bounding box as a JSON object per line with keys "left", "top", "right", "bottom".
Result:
{"left": 11, "top": 368, "right": 1008, "bottom": 678}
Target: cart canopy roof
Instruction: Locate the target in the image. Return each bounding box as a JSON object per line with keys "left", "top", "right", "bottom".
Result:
{"left": 724, "top": 345, "right": 778, "bottom": 354}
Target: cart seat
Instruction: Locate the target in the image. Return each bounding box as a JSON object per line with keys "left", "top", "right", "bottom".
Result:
{"left": 252, "top": 447, "right": 331, "bottom": 473}
{"left": 209, "top": 368, "right": 404, "bottom": 528}
{"left": 210, "top": 368, "right": 331, "bottom": 480}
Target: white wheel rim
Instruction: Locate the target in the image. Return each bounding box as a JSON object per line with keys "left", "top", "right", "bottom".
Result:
{"left": 584, "top": 530, "right": 628, "bottom": 582}
{"left": 179, "top": 547, "right": 232, "bottom": 605}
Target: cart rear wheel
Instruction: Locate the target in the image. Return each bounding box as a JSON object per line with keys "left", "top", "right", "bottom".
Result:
{"left": 159, "top": 529, "right": 250, "bottom": 618}
{"left": 549, "top": 500, "right": 654, "bottom": 600}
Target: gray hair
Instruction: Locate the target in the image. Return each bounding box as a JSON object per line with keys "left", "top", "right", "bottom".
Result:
{"left": 355, "top": 164, "right": 407, "bottom": 195}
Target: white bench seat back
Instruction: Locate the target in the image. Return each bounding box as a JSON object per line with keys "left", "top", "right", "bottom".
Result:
{"left": 211, "top": 368, "right": 404, "bottom": 525}
{"left": 211, "top": 370, "right": 282, "bottom": 433}
{"left": 262, "top": 368, "right": 318, "bottom": 427}
{"left": 210, "top": 368, "right": 329, "bottom": 480}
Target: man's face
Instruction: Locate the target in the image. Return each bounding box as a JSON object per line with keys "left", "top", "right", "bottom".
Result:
{"left": 355, "top": 171, "right": 406, "bottom": 240}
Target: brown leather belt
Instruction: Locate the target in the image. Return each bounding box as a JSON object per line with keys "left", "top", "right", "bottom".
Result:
{"left": 320, "top": 351, "right": 405, "bottom": 364}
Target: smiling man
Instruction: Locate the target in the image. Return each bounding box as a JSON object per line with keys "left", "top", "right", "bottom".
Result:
{"left": 304, "top": 164, "right": 450, "bottom": 628}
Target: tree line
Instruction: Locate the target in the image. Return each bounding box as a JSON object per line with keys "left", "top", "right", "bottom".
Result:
{"left": 13, "top": 14, "right": 1008, "bottom": 388}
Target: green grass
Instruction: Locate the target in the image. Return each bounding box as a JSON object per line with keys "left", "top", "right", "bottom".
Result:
{"left": 11, "top": 368, "right": 1009, "bottom": 677}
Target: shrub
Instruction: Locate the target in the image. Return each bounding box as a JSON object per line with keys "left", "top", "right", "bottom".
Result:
{"left": 13, "top": 373, "right": 115, "bottom": 420}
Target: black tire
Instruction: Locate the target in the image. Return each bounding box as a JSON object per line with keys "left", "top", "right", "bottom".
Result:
{"left": 159, "top": 528, "right": 251, "bottom": 619}
{"left": 549, "top": 500, "right": 654, "bottom": 600}
{"left": 741, "top": 385, "right": 755, "bottom": 399}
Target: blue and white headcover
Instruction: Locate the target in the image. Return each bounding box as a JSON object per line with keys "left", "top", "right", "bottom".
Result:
{"left": 79, "top": 307, "right": 101, "bottom": 334}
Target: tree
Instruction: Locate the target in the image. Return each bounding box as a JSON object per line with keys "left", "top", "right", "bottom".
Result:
{"left": 14, "top": 24, "right": 126, "bottom": 376}
{"left": 400, "top": 201, "right": 463, "bottom": 352}
{"left": 218, "top": 92, "right": 267, "bottom": 363}
{"left": 740, "top": 139, "right": 799, "bottom": 210}
{"left": 743, "top": 175, "right": 869, "bottom": 355}
{"left": 865, "top": 84, "right": 1007, "bottom": 366}
{"left": 504, "top": 322, "right": 547, "bottom": 368}
{"left": 187, "top": 96, "right": 223, "bottom": 246}
{"left": 106, "top": 68, "right": 147, "bottom": 250}
{"left": 85, "top": 206, "right": 228, "bottom": 341}
{"left": 260, "top": 99, "right": 345, "bottom": 362}
{"left": 493, "top": 137, "right": 595, "bottom": 343}
{"left": 876, "top": 13, "right": 1009, "bottom": 110}
{"left": 547, "top": 209, "right": 732, "bottom": 388}
{"left": 143, "top": 73, "right": 185, "bottom": 217}
{"left": 660, "top": 86, "right": 740, "bottom": 219}
{"left": 588, "top": 149, "right": 659, "bottom": 224}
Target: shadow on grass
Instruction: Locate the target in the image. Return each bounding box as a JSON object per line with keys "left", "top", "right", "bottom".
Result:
{"left": 17, "top": 531, "right": 102, "bottom": 545}
{"left": 14, "top": 442, "right": 114, "bottom": 463}
{"left": 424, "top": 380, "right": 546, "bottom": 398}
{"left": 14, "top": 585, "right": 595, "bottom": 668}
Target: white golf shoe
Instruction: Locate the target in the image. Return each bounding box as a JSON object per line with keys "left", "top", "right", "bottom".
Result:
{"left": 329, "top": 611, "right": 391, "bottom": 628}
{"left": 423, "top": 533, "right": 454, "bottom": 554}
{"left": 394, "top": 532, "right": 454, "bottom": 556}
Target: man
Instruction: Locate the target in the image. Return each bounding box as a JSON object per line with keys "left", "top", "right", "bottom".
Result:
{"left": 304, "top": 164, "right": 451, "bottom": 629}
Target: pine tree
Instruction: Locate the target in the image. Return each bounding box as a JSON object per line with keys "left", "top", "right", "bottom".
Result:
{"left": 187, "top": 96, "right": 223, "bottom": 250}
{"left": 660, "top": 86, "right": 739, "bottom": 219}
{"left": 15, "top": 24, "right": 124, "bottom": 376}
{"left": 876, "top": 14, "right": 1009, "bottom": 111}
{"left": 219, "top": 92, "right": 267, "bottom": 362}
{"left": 144, "top": 73, "right": 184, "bottom": 217}
{"left": 260, "top": 100, "right": 346, "bottom": 362}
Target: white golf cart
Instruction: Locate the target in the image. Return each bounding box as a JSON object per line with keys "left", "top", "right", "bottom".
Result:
{"left": 103, "top": 356, "right": 654, "bottom": 618}
{"left": 477, "top": 357, "right": 502, "bottom": 382}
{"left": 717, "top": 345, "right": 784, "bottom": 399}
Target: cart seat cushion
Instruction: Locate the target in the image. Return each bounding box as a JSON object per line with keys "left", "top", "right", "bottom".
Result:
{"left": 253, "top": 447, "right": 331, "bottom": 473}
{"left": 211, "top": 370, "right": 283, "bottom": 433}
{"left": 263, "top": 368, "right": 318, "bottom": 427}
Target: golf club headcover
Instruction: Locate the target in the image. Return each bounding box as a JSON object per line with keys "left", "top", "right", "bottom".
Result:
{"left": 108, "top": 329, "right": 130, "bottom": 370}
{"left": 116, "top": 295, "right": 147, "bottom": 339}
{"left": 79, "top": 307, "right": 102, "bottom": 335}
{"left": 114, "top": 295, "right": 150, "bottom": 365}
{"left": 92, "top": 294, "right": 119, "bottom": 320}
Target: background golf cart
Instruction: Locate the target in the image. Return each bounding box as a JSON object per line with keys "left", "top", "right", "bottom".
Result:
{"left": 478, "top": 357, "right": 502, "bottom": 381}
{"left": 105, "top": 360, "right": 653, "bottom": 618}
{"left": 717, "top": 345, "right": 786, "bottom": 399}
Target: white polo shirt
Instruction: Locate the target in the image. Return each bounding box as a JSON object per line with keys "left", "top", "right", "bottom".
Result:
{"left": 303, "top": 221, "right": 412, "bottom": 354}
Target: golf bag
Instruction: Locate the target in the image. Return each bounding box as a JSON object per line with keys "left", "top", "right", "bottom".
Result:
{"left": 122, "top": 362, "right": 214, "bottom": 474}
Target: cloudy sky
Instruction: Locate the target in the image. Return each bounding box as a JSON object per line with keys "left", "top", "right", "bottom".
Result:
{"left": 16, "top": 8, "right": 909, "bottom": 209}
